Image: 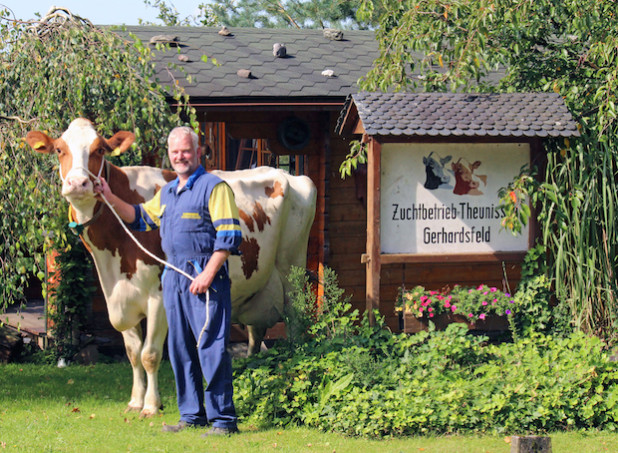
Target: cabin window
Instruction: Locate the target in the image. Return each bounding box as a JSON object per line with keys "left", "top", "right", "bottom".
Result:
{"left": 200, "top": 121, "right": 307, "bottom": 176}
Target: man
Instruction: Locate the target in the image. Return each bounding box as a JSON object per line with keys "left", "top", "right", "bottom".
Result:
{"left": 95, "top": 126, "right": 242, "bottom": 436}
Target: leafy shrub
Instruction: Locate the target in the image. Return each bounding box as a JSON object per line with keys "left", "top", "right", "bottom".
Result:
{"left": 234, "top": 267, "right": 618, "bottom": 437}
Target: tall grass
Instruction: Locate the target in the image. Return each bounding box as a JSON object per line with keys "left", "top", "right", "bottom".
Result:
{"left": 541, "top": 138, "right": 618, "bottom": 338}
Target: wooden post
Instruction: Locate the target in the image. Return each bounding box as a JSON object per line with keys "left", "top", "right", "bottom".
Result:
{"left": 365, "top": 136, "right": 381, "bottom": 325}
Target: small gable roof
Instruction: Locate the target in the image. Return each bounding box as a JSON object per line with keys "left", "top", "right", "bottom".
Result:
{"left": 337, "top": 92, "right": 580, "bottom": 139}
{"left": 121, "top": 26, "right": 379, "bottom": 103}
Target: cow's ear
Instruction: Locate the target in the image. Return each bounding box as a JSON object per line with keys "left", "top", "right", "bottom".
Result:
{"left": 441, "top": 155, "right": 452, "bottom": 165}
{"left": 105, "top": 131, "right": 135, "bottom": 156}
{"left": 471, "top": 160, "right": 482, "bottom": 169}
{"left": 25, "top": 131, "right": 54, "bottom": 154}
{"left": 422, "top": 156, "right": 428, "bottom": 165}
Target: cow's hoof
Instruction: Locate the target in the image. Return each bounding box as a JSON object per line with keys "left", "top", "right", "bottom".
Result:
{"left": 124, "top": 405, "right": 142, "bottom": 414}
{"left": 139, "top": 407, "right": 158, "bottom": 419}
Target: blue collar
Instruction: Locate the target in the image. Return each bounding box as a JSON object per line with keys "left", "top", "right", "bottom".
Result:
{"left": 168, "top": 165, "right": 206, "bottom": 193}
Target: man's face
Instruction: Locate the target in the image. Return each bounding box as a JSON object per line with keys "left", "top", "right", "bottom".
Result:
{"left": 168, "top": 133, "right": 200, "bottom": 178}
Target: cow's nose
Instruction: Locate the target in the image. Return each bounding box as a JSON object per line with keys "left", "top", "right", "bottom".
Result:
{"left": 66, "top": 176, "right": 90, "bottom": 189}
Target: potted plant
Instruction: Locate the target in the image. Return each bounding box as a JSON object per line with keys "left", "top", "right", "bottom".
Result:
{"left": 396, "top": 284, "right": 516, "bottom": 333}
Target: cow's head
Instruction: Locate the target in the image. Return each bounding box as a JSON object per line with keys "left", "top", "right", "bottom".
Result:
{"left": 423, "top": 152, "right": 452, "bottom": 189}
{"left": 452, "top": 158, "right": 486, "bottom": 195}
{"left": 26, "top": 118, "right": 134, "bottom": 206}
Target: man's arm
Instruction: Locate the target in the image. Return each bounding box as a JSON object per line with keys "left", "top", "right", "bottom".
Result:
{"left": 94, "top": 177, "right": 136, "bottom": 224}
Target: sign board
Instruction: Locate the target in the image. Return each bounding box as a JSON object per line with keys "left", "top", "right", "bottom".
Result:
{"left": 381, "top": 142, "right": 530, "bottom": 255}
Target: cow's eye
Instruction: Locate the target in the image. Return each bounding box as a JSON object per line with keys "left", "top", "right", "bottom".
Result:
{"left": 55, "top": 148, "right": 62, "bottom": 154}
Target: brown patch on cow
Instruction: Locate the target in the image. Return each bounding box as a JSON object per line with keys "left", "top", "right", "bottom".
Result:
{"left": 239, "top": 236, "right": 260, "bottom": 279}
{"left": 55, "top": 139, "right": 74, "bottom": 180}
{"left": 252, "top": 202, "right": 271, "bottom": 233}
{"left": 162, "top": 169, "right": 176, "bottom": 183}
{"left": 85, "top": 164, "right": 165, "bottom": 279}
{"left": 265, "top": 181, "right": 284, "bottom": 199}
{"left": 238, "top": 208, "right": 254, "bottom": 233}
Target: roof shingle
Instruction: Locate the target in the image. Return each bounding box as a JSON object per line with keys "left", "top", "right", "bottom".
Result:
{"left": 337, "top": 92, "right": 580, "bottom": 138}
{"left": 120, "top": 26, "right": 379, "bottom": 100}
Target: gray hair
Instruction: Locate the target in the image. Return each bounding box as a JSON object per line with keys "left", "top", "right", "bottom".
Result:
{"left": 168, "top": 126, "right": 199, "bottom": 151}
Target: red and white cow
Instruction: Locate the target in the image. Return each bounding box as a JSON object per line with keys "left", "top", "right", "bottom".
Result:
{"left": 26, "top": 118, "right": 316, "bottom": 417}
{"left": 452, "top": 158, "right": 487, "bottom": 196}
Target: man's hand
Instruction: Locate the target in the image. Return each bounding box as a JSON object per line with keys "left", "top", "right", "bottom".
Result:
{"left": 93, "top": 177, "right": 137, "bottom": 224}
{"left": 189, "top": 250, "right": 230, "bottom": 295}
{"left": 190, "top": 271, "right": 214, "bottom": 295}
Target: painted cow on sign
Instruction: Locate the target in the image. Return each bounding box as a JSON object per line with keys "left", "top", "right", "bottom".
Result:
{"left": 452, "top": 158, "right": 487, "bottom": 196}
{"left": 422, "top": 152, "right": 452, "bottom": 190}
{"left": 25, "top": 118, "right": 316, "bottom": 417}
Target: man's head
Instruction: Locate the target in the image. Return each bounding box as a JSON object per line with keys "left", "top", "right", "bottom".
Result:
{"left": 168, "top": 126, "right": 201, "bottom": 180}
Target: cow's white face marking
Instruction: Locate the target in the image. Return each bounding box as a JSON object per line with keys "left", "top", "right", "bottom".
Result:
{"left": 60, "top": 119, "right": 100, "bottom": 202}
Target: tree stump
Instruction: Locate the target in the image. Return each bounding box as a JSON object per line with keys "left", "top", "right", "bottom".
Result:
{"left": 511, "top": 435, "right": 552, "bottom": 453}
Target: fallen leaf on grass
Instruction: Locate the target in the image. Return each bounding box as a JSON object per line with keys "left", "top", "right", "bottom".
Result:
{"left": 67, "top": 379, "right": 74, "bottom": 385}
{"left": 89, "top": 414, "right": 96, "bottom": 419}
{"left": 71, "top": 407, "right": 80, "bottom": 413}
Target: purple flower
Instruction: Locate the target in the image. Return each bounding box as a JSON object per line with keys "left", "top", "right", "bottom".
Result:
{"left": 509, "top": 300, "right": 515, "bottom": 304}
{"left": 505, "top": 309, "right": 512, "bottom": 315}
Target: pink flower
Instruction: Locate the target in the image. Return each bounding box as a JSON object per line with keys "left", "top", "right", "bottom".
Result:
{"left": 479, "top": 313, "right": 486, "bottom": 320}
{"left": 477, "top": 285, "right": 484, "bottom": 290}
{"left": 444, "top": 301, "right": 451, "bottom": 308}
{"left": 468, "top": 313, "right": 474, "bottom": 318}
{"left": 468, "top": 289, "right": 474, "bottom": 293}
{"left": 428, "top": 307, "right": 433, "bottom": 312}
{"left": 482, "top": 301, "right": 488, "bottom": 306}
{"left": 420, "top": 296, "right": 428, "bottom": 302}
{"left": 429, "top": 313, "right": 434, "bottom": 318}
{"left": 490, "top": 287, "right": 498, "bottom": 293}
{"left": 483, "top": 291, "right": 488, "bottom": 295}
{"left": 451, "top": 305, "right": 457, "bottom": 312}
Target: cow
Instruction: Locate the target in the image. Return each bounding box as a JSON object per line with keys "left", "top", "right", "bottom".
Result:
{"left": 422, "top": 152, "right": 452, "bottom": 190}
{"left": 25, "top": 118, "right": 317, "bottom": 417}
{"left": 452, "top": 158, "right": 487, "bottom": 196}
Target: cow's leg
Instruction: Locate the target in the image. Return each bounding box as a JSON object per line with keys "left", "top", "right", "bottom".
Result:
{"left": 121, "top": 324, "right": 147, "bottom": 413}
{"left": 246, "top": 325, "right": 267, "bottom": 356}
{"left": 139, "top": 295, "right": 167, "bottom": 418}
{"left": 239, "top": 270, "right": 285, "bottom": 356}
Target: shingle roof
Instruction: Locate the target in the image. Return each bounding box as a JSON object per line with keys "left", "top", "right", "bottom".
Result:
{"left": 336, "top": 92, "right": 580, "bottom": 138}
{"left": 120, "top": 26, "right": 379, "bottom": 101}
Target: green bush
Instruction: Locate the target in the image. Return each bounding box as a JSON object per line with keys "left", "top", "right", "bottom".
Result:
{"left": 233, "top": 266, "right": 618, "bottom": 437}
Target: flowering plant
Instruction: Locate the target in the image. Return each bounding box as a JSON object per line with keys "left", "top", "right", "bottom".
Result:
{"left": 396, "top": 284, "right": 516, "bottom": 322}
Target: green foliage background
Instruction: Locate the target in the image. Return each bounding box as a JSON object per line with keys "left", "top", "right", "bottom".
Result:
{"left": 346, "top": 0, "right": 618, "bottom": 338}
{"left": 0, "top": 11, "right": 196, "bottom": 311}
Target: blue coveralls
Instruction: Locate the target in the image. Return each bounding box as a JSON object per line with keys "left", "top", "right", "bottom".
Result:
{"left": 129, "top": 165, "right": 241, "bottom": 429}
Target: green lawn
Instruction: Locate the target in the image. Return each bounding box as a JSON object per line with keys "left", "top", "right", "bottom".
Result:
{"left": 1, "top": 361, "right": 617, "bottom": 452}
